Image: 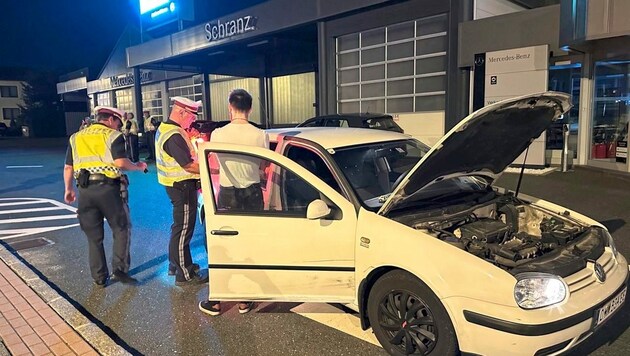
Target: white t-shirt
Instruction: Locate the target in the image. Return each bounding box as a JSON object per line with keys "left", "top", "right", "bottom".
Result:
{"left": 211, "top": 122, "right": 269, "bottom": 188}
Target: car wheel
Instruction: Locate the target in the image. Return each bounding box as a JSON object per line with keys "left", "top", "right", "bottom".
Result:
{"left": 367, "top": 270, "right": 458, "bottom": 356}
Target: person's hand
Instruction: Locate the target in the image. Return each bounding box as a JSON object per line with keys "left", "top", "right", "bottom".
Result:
{"left": 136, "top": 161, "right": 148, "bottom": 171}
{"left": 64, "top": 189, "right": 76, "bottom": 204}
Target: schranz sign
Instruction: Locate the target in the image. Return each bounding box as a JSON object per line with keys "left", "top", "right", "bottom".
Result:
{"left": 205, "top": 16, "right": 256, "bottom": 42}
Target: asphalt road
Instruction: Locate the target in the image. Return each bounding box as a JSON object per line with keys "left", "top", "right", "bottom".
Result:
{"left": 0, "top": 138, "right": 629, "bottom": 356}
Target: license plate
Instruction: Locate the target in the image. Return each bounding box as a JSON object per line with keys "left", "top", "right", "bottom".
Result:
{"left": 595, "top": 286, "right": 627, "bottom": 327}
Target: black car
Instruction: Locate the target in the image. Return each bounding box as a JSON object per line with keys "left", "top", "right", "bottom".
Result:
{"left": 297, "top": 113, "right": 404, "bottom": 133}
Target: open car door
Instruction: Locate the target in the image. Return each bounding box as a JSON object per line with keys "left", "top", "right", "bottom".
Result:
{"left": 198, "top": 142, "right": 358, "bottom": 303}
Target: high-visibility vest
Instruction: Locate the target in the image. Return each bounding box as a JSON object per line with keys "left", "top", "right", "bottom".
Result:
{"left": 69, "top": 124, "right": 122, "bottom": 179}
{"left": 155, "top": 122, "right": 199, "bottom": 187}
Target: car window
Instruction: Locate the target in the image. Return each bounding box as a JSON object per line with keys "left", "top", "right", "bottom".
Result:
{"left": 285, "top": 145, "right": 343, "bottom": 196}
{"left": 366, "top": 117, "right": 402, "bottom": 132}
{"left": 205, "top": 150, "right": 336, "bottom": 218}
{"left": 331, "top": 139, "right": 429, "bottom": 210}
{"left": 324, "top": 119, "right": 341, "bottom": 127}
{"left": 301, "top": 119, "right": 321, "bottom": 127}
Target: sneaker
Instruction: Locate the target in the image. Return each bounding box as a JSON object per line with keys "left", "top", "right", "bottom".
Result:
{"left": 111, "top": 271, "right": 138, "bottom": 285}
{"left": 175, "top": 270, "right": 208, "bottom": 286}
{"left": 199, "top": 301, "right": 221, "bottom": 316}
{"left": 168, "top": 263, "right": 200, "bottom": 276}
{"left": 238, "top": 302, "right": 254, "bottom": 314}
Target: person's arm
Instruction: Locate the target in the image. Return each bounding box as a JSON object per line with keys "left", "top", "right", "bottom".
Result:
{"left": 163, "top": 134, "right": 199, "bottom": 174}
{"left": 182, "top": 161, "right": 200, "bottom": 174}
{"left": 63, "top": 164, "right": 76, "bottom": 203}
{"left": 110, "top": 134, "right": 147, "bottom": 171}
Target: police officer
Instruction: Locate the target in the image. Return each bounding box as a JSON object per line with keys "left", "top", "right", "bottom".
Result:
{"left": 156, "top": 96, "right": 207, "bottom": 286}
{"left": 63, "top": 106, "right": 147, "bottom": 287}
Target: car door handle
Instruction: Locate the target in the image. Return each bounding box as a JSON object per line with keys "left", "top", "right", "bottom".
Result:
{"left": 211, "top": 230, "right": 239, "bottom": 236}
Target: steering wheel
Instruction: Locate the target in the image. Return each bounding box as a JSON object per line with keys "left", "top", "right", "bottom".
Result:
{"left": 391, "top": 169, "right": 410, "bottom": 191}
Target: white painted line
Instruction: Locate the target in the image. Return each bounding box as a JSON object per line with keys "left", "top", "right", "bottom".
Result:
{"left": 0, "top": 214, "right": 77, "bottom": 224}
{"left": 0, "top": 207, "right": 65, "bottom": 215}
{"left": 290, "top": 303, "right": 381, "bottom": 347}
{"left": 0, "top": 200, "right": 47, "bottom": 207}
{"left": 5, "top": 165, "right": 44, "bottom": 168}
{"left": 0, "top": 197, "right": 79, "bottom": 240}
{"left": 0, "top": 223, "right": 80, "bottom": 240}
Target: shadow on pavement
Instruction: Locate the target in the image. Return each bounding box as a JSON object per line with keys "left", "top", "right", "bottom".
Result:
{"left": 601, "top": 219, "right": 626, "bottom": 234}
{"left": 0, "top": 173, "right": 59, "bottom": 194}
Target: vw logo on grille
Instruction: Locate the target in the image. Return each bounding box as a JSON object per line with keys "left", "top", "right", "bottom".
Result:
{"left": 594, "top": 262, "right": 606, "bottom": 283}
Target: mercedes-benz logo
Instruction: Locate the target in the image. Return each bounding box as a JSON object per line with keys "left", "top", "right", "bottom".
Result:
{"left": 594, "top": 262, "right": 606, "bottom": 283}
{"left": 474, "top": 56, "right": 485, "bottom": 66}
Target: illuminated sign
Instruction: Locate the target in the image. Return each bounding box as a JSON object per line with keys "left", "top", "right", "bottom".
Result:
{"left": 205, "top": 16, "right": 257, "bottom": 42}
{"left": 109, "top": 72, "right": 153, "bottom": 88}
{"left": 140, "top": 0, "right": 170, "bottom": 14}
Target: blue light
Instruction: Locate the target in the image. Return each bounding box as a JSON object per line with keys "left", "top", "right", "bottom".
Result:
{"left": 170, "top": 2, "right": 176, "bottom": 12}
{"left": 140, "top": 0, "right": 170, "bottom": 14}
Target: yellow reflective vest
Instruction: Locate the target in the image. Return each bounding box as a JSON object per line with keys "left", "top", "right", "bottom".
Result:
{"left": 155, "top": 122, "right": 199, "bottom": 187}
{"left": 69, "top": 124, "right": 122, "bottom": 179}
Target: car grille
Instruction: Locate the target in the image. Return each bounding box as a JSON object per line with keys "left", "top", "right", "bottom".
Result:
{"left": 564, "top": 250, "right": 617, "bottom": 293}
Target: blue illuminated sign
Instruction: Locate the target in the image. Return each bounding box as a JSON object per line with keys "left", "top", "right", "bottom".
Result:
{"left": 140, "top": 0, "right": 170, "bottom": 15}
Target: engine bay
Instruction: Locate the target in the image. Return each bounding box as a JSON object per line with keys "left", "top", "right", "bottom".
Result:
{"left": 400, "top": 195, "right": 606, "bottom": 276}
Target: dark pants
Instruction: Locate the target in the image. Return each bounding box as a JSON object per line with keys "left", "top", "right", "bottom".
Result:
{"left": 165, "top": 180, "right": 199, "bottom": 282}
{"left": 146, "top": 130, "right": 156, "bottom": 160}
{"left": 217, "top": 183, "right": 263, "bottom": 211}
{"left": 127, "top": 134, "right": 139, "bottom": 162}
{"left": 77, "top": 182, "right": 131, "bottom": 282}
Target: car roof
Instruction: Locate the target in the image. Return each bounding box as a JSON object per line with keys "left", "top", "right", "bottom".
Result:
{"left": 308, "top": 113, "right": 392, "bottom": 121}
{"left": 266, "top": 127, "right": 410, "bottom": 150}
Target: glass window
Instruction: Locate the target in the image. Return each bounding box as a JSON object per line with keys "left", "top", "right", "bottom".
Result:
{"left": 591, "top": 60, "right": 629, "bottom": 161}
{"left": 205, "top": 150, "right": 333, "bottom": 217}
{"left": 2, "top": 108, "right": 20, "bottom": 119}
{"left": 0, "top": 86, "right": 18, "bottom": 98}
{"left": 285, "top": 145, "right": 343, "bottom": 195}
{"left": 335, "top": 14, "right": 448, "bottom": 114}
{"left": 114, "top": 88, "right": 134, "bottom": 114}
{"left": 209, "top": 76, "right": 259, "bottom": 124}
{"left": 547, "top": 64, "right": 581, "bottom": 156}
{"left": 168, "top": 75, "right": 204, "bottom": 120}
{"left": 141, "top": 83, "right": 163, "bottom": 121}
{"left": 272, "top": 72, "right": 316, "bottom": 126}
{"left": 331, "top": 139, "right": 430, "bottom": 210}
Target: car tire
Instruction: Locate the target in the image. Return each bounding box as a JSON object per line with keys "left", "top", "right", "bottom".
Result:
{"left": 367, "top": 270, "right": 458, "bottom": 356}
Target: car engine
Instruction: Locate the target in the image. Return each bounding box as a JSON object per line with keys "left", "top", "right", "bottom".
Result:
{"left": 406, "top": 196, "right": 606, "bottom": 275}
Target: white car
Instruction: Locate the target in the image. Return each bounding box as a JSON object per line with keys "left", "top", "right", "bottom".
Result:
{"left": 197, "top": 92, "right": 627, "bottom": 356}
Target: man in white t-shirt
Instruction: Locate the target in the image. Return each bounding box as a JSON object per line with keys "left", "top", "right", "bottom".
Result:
{"left": 199, "top": 89, "right": 267, "bottom": 317}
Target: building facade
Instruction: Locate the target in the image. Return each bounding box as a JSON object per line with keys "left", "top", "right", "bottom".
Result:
{"left": 0, "top": 80, "right": 25, "bottom": 129}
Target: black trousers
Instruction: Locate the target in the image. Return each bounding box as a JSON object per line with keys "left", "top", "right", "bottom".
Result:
{"left": 77, "top": 183, "right": 131, "bottom": 282}
{"left": 165, "top": 180, "right": 199, "bottom": 282}
{"left": 146, "top": 131, "right": 156, "bottom": 160}
{"left": 128, "top": 134, "right": 139, "bottom": 162}
{"left": 217, "top": 183, "right": 263, "bottom": 211}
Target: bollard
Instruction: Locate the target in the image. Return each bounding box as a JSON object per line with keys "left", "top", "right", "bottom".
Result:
{"left": 561, "top": 123, "right": 570, "bottom": 172}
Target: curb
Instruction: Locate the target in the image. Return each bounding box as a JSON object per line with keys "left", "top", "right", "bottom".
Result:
{"left": 0, "top": 243, "right": 130, "bottom": 356}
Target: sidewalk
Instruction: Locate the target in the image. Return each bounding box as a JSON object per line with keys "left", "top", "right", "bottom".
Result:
{"left": 0, "top": 244, "right": 128, "bottom": 356}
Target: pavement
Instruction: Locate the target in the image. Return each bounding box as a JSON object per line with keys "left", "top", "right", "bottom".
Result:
{"left": 0, "top": 242, "right": 128, "bottom": 356}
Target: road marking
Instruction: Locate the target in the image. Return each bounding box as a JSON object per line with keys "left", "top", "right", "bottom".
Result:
{"left": 290, "top": 303, "right": 381, "bottom": 347}
{"left": 0, "top": 198, "right": 78, "bottom": 240}
{"left": 0, "top": 206, "right": 66, "bottom": 215}
{"left": 0, "top": 214, "right": 78, "bottom": 224}
{"left": 5, "top": 165, "right": 44, "bottom": 168}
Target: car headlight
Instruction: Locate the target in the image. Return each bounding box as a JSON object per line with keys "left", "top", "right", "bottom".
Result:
{"left": 599, "top": 227, "right": 618, "bottom": 258}
{"left": 514, "top": 273, "right": 567, "bottom": 309}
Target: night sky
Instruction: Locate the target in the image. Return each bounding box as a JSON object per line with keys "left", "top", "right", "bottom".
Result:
{"left": 0, "top": 0, "right": 135, "bottom": 74}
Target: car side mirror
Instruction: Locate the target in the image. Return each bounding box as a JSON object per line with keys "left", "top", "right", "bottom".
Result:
{"left": 306, "top": 199, "right": 332, "bottom": 220}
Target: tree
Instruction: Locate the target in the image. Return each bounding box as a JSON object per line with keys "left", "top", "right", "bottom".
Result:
{"left": 18, "top": 71, "right": 65, "bottom": 137}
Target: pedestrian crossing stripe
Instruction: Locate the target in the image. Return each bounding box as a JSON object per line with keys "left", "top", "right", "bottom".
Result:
{"left": 0, "top": 198, "right": 78, "bottom": 240}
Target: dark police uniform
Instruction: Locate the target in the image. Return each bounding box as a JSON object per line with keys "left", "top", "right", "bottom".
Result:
{"left": 156, "top": 116, "right": 202, "bottom": 284}
{"left": 66, "top": 110, "right": 131, "bottom": 285}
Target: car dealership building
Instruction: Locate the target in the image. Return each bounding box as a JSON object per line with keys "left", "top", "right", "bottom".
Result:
{"left": 57, "top": 0, "right": 630, "bottom": 173}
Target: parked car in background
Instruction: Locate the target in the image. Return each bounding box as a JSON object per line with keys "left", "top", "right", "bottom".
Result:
{"left": 297, "top": 113, "right": 404, "bottom": 133}
{"left": 197, "top": 92, "right": 628, "bottom": 356}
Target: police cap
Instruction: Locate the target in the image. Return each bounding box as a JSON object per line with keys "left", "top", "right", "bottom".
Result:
{"left": 94, "top": 106, "right": 125, "bottom": 120}
{"left": 171, "top": 96, "right": 202, "bottom": 113}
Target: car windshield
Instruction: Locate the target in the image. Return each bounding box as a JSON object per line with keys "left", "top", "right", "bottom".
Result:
{"left": 365, "top": 117, "right": 402, "bottom": 131}
{"left": 331, "top": 139, "right": 429, "bottom": 211}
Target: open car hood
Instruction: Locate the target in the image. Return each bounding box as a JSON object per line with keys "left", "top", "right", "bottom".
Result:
{"left": 378, "top": 92, "right": 571, "bottom": 216}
